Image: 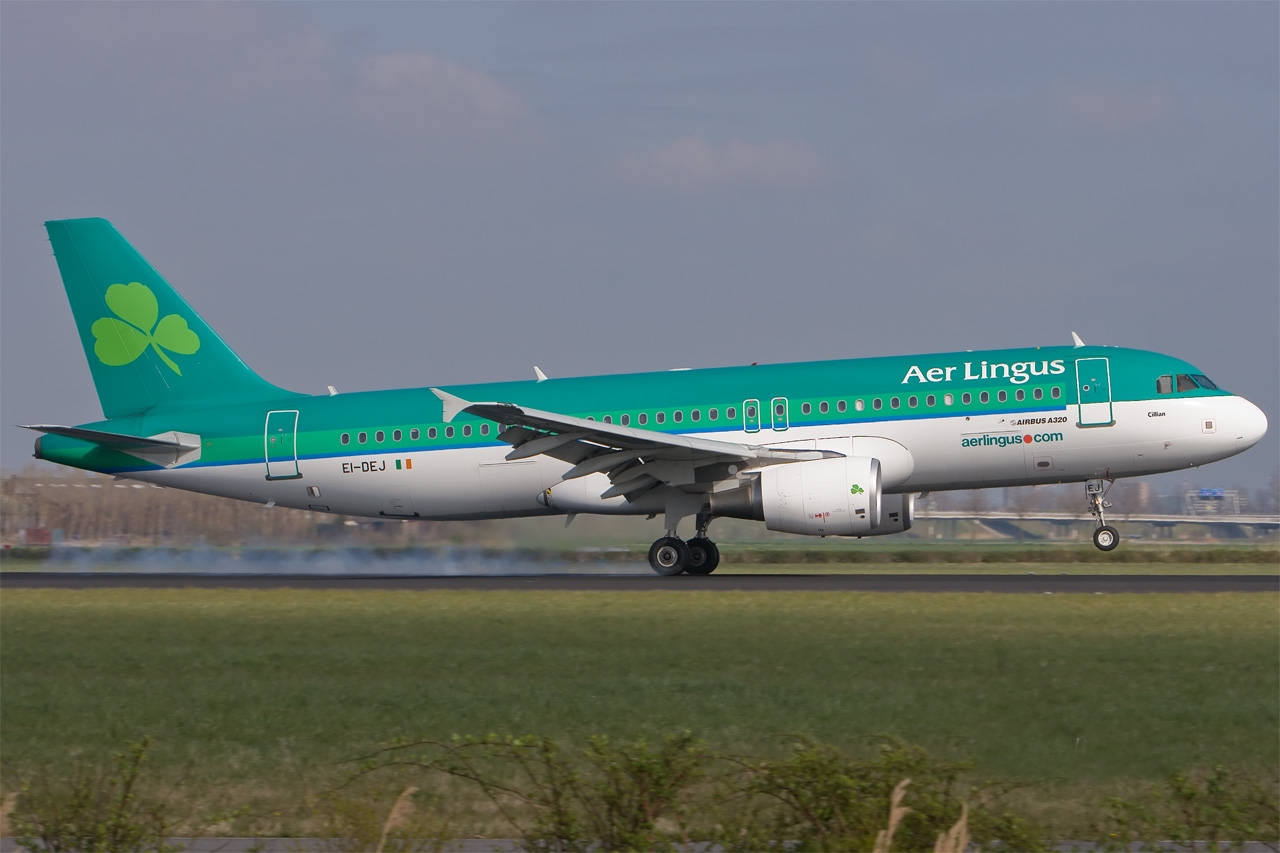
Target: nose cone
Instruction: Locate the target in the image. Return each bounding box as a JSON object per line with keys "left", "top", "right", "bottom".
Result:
{"left": 1234, "top": 397, "right": 1268, "bottom": 449}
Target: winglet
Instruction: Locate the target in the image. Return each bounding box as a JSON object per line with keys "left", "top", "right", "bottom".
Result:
{"left": 1070, "top": 331, "right": 1086, "bottom": 348}
{"left": 533, "top": 365, "right": 548, "bottom": 382}
{"left": 429, "top": 388, "right": 471, "bottom": 423}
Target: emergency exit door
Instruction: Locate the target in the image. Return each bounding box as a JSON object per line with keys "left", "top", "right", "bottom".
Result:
{"left": 1074, "top": 358, "right": 1114, "bottom": 427}
{"left": 265, "top": 410, "right": 301, "bottom": 479}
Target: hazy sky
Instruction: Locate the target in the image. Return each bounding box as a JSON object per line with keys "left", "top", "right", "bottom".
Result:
{"left": 2, "top": 1, "right": 1277, "bottom": 496}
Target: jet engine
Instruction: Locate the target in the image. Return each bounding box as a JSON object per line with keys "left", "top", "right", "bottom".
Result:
{"left": 712, "top": 456, "right": 882, "bottom": 536}
{"left": 868, "top": 492, "right": 914, "bottom": 535}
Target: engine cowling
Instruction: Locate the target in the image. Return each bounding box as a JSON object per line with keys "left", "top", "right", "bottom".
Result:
{"left": 868, "top": 493, "right": 915, "bottom": 535}
{"left": 758, "top": 455, "right": 882, "bottom": 536}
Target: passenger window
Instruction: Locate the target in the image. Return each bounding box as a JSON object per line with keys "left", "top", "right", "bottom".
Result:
{"left": 855, "top": 399, "right": 865, "bottom": 412}
{"left": 727, "top": 407, "right": 737, "bottom": 420}
{"left": 775, "top": 402, "right": 785, "bottom": 416}
{"left": 1177, "top": 374, "right": 1197, "bottom": 392}
{"left": 997, "top": 390, "right": 1007, "bottom": 403}
{"left": 979, "top": 391, "right": 990, "bottom": 404}
{"left": 1015, "top": 389, "right": 1024, "bottom": 402}
{"left": 672, "top": 411, "right": 682, "bottom": 423}
{"left": 1156, "top": 375, "right": 1173, "bottom": 395}
{"left": 445, "top": 426, "right": 454, "bottom": 438}
{"left": 462, "top": 425, "right": 472, "bottom": 437}
{"left": 410, "top": 428, "right": 420, "bottom": 440}
{"left": 480, "top": 424, "right": 489, "bottom": 435}
{"left": 374, "top": 430, "right": 384, "bottom": 443}
{"left": 872, "top": 398, "right": 883, "bottom": 411}
{"left": 620, "top": 414, "right": 630, "bottom": 426}
{"left": 890, "top": 397, "right": 900, "bottom": 409}
{"left": 801, "top": 402, "right": 812, "bottom": 415}
{"left": 708, "top": 409, "right": 717, "bottom": 421}
{"left": 745, "top": 404, "right": 756, "bottom": 419}
{"left": 638, "top": 413, "right": 648, "bottom": 425}
{"left": 925, "top": 395, "right": 935, "bottom": 407}
{"left": 837, "top": 400, "right": 847, "bottom": 413}
{"left": 819, "top": 401, "right": 829, "bottom": 414}
{"left": 340, "top": 433, "right": 350, "bottom": 445}
{"left": 603, "top": 415, "right": 612, "bottom": 424}
{"left": 1033, "top": 388, "right": 1043, "bottom": 401}
{"left": 907, "top": 396, "right": 918, "bottom": 408}
{"left": 943, "top": 393, "right": 954, "bottom": 406}
{"left": 358, "top": 432, "right": 367, "bottom": 444}
{"left": 961, "top": 393, "right": 972, "bottom": 405}
{"left": 691, "top": 409, "right": 700, "bottom": 421}
{"left": 1051, "top": 387, "right": 1061, "bottom": 399}
{"left": 393, "top": 429, "right": 402, "bottom": 442}
{"left": 428, "top": 427, "right": 437, "bottom": 439}
{"left": 656, "top": 412, "right": 665, "bottom": 424}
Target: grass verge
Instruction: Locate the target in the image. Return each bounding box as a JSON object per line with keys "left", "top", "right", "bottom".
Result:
{"left": 2, "top": 589, "right": 1276, "bottom": 839}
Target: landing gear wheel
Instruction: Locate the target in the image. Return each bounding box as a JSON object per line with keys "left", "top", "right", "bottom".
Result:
{"left": 648, "top": 537, "right": 690, "bottom": 575}
{"left": 1093, "top": 525, "right": 1120, "bottom": 552}
{"left": 684, "top": 538, "right": 720, "bottom": 575}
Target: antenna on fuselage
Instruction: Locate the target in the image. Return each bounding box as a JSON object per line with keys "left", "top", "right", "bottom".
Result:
{"left": 1070, "top": 331, "right": 1086, "bottom": 348}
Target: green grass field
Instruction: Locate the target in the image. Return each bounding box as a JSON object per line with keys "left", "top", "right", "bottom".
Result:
{"left": 2, "top": 588, "right": 1277, "bottom": 838}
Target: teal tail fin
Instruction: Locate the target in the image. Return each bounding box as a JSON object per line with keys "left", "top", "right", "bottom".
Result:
{"left": 45, "top": 218, "right": 300, "bottom": 419}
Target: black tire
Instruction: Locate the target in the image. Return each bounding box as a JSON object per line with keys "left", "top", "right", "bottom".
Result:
{"left": 648, "top": 537, "right": 690, "bottom": 575}
{"left": 685, "top": 538, "right": 720, "bottom": 575}
{"left": 1092, "top": 524, "right": 1120, "bottom": 551}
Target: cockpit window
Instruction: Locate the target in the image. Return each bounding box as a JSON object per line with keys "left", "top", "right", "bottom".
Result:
{"left": 1190, "top": 374, "right": 1218, "bottom": 390}
{"left": 1156, "top": 375, "right": 1173, "bottom": 395}
{"left": 1176, "top": 374, "right": 1197, "bottom": 392}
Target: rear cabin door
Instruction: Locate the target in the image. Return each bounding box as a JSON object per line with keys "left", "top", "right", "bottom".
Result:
{"left": 264, "top": 410, "right": 301, "bottom": 479}
{"left": 1074, "top": 358, "right": 1114, "bottom": 427}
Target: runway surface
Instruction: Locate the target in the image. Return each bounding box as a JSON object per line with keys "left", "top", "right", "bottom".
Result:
{"left": 2, "top": 572, "right": 1276, "bottom": 593}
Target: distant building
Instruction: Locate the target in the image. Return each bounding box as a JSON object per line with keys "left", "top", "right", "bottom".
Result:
{"left": 1182, "top": 488, "right": 1244, "bottom": 516}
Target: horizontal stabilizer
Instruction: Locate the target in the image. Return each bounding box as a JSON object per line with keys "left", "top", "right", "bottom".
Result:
{"left": 24, "top": 424, "right": 201, "bottom": 467}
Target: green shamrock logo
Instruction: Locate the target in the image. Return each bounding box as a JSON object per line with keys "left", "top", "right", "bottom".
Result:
{"left": 849, "top": 483, "right": 864, "bottom": 495}
{"left": 91, "top": 282, "right": 200, "bottom": 375}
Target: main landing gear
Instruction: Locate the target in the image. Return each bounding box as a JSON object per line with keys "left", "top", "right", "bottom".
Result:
{"left": 648, "top": 509, "right": 721, "bottom": 575}
{"left": 1086, "top": 478, "right": 1119, "bottom": 552}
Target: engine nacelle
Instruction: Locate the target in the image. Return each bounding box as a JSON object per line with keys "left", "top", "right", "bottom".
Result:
{"left": 758, "top": 456, "right": 882, "bottom": 536}
{"left": 868, "top": 493, "right": 915, "bottom": 536}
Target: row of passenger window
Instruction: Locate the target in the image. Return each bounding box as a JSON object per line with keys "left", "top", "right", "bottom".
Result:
{"left": 340, "top": 422, "right": 494, "bottom": 446}
{"left": 338, "top": 384, "right": 1065, "bottom": 447}
{"left": 586, "top": 385, "right": 1063, "bottom": 424}
{"left": 798, "top": 384, "right": 1062, "bottom": 414}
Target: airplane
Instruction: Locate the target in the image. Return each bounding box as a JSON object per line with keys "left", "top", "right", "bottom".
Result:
{"left": 23, "top": 218, "right": 1269, "bottom": 574}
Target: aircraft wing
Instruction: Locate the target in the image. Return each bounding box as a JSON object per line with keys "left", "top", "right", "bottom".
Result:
{"left": 430, "top": 388, "right": 840, "bottom": 500}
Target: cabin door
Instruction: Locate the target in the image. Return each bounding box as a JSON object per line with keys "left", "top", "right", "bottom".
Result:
{"left": 264, "top": 410, "right": 301, "bottom": 480}
{"left": 1074, "top": 358, "right": 1114, "bottom": 427}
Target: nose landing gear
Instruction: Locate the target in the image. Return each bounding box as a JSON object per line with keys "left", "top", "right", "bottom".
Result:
{"left": 1086, "top": 478, "right": 1120, "bottom": 551}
